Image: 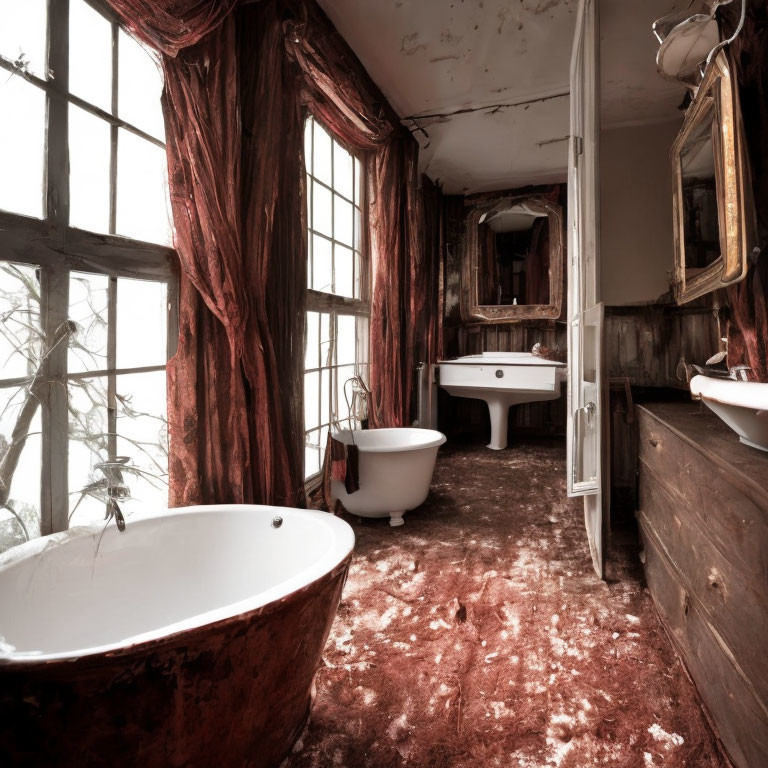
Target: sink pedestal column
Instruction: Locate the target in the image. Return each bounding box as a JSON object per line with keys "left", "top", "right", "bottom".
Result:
{"left": 485, "top": 396, "right": 512, "bottom": 450}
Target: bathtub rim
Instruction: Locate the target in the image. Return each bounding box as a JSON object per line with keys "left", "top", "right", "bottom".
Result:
{"left": 0, "top": 504, "right": 354, "bottom": 665}
{"left": 333, "top": 427, "right": 447, "bottom": 453}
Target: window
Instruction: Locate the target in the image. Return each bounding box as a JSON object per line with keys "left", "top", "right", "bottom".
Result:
{"left": 0, "top": 1, "right": 175, "bottom": 553}
{"left": 303, "top": 116, "right": 369, "bottom": 480}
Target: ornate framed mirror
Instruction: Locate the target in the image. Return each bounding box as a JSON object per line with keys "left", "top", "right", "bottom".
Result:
{"left": 461, "top": 194, "right": 565, "bottom": 323}
{"left": 671, "top": 49, "right": 755, "bottom": 303}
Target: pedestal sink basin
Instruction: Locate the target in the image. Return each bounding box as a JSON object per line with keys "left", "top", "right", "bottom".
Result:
{"left": 438, "top": 352, "right": 566, "bottom": 450}
{"left": 690, "top": 375, "right": 768, "bottom": 452}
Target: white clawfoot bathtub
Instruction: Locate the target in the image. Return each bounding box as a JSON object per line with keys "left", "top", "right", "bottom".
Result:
{"left": 331, "top": 427, "right": 447, "bottom": 527}
{"left": 0, "top": 505, "right": 354, "bottom": 767}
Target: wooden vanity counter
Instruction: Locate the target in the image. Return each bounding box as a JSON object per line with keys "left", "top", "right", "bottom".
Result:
{"left": 637, "top": 402, "right": 768, "bottom": 768}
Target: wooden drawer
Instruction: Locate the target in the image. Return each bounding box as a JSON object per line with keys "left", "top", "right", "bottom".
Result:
{"left": 638, "top": 413, "right": 768, "bottom": 583}
{"left": 638, "top": 469, "right": 768, "bottom": 700}
{"left": 640, "top": 529, "right": 768, "bottom": 768}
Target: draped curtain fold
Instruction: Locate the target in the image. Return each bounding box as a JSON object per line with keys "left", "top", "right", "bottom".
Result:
{"left": 103, "top": 0, "right": 238, "bottom": 57}
{"left": 106, "top": 0, "right": 306, "bottom": 507}
{"left": 106, "top": 0, "right": 438, "bottom": 508}
{"left": 724, "top": 2, "right": 768, "bottom": 382}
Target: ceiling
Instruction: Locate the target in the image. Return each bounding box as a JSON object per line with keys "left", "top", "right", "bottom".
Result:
{"left": 600, "top": 0, "right": 688, "bottom": 130}
{"left": 317, "top": 0, "right": 689, "bottom": 194}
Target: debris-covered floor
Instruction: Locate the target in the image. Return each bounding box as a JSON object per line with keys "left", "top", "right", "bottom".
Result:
{"left": 286, "top": 439, "right": 725, "bottom": 768}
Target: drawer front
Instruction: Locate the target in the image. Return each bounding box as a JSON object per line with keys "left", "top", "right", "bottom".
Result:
{"left": 639, "top": 527, "right": 768, "bottom": 768}
{"left": 638, "top": 469, "right": 768, "bottom": 699}
{"left": 638, "top": 412, "right": 768, "bottom": 582}
{"left": 439, "top": 363, "right": 557, "bottom": 392}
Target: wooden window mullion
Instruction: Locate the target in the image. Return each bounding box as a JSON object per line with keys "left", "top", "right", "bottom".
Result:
{"left": 39, "top": 0, "right": 70, "bottom": 536}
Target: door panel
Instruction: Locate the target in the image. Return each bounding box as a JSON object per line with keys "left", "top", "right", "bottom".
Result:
{"left": 567, "top": 0, "right": 608, "bottom": 578}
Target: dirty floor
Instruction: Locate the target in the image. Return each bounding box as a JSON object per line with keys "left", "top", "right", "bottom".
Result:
{"left": 286, "top": 438, "right": 725, "bottom": 768}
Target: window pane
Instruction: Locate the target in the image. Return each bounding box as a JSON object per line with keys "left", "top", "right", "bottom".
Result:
{"left": 69, "top": 0, "right": 112, "bottom": 112}
{"left": 116, "top": 278, "right": 167, "bottom": 368}
{"left": 354, "top": 207, "right": 362, "bottom": 251}
{"left": 312, "top": 182, "right": 332, "bottom": 238}
{"left": 312, "top": 120, "right": 332, "bottom": 186}
{"left": 334, "top": 195, "right": 353, "bottom": 247}
{"left": 115, "top": 370, "right": 168, "bottom": 513}
{"left": 320, "top": 367, "right": 331, "bottom": 426}
{"left": 305, "top": 310, "right": 319, "bottom": 370}
{"left": 320, "top": 312, "right": 332, "bottom": 367}
{"left": 354, "top": 251, "right": 362, "bottom": 299}
{"left": 356, "top": 316, "right": 370, "bottom": 376}
{"left": 69, "top": 104, "right": 111, "bottom": 234}
{"left": 304, "top": 371, "right": 319, "bottom": 432}
{"left": 0, "top": 262, "right": 41, "bottom": 382}
{"left": 354, "top": 157, "right": 362, "bottom": 206}
{"left": 0, "top": 387, "right": 41, "bottom": 553}
{"left": 0, "top": 0, "right": 47, "bottom": 76}
{"left": 116, "top": 129, "right": 171, "bottom": 245}
{"left": 303, "top": 118, "right": 312, "bottom": 173}
{"left": 68, "top": 376, "right": 109, "bottom": 528}
{"left": 118, "top": 29, "right": 164, "bottom": 141}
{"left": 336, "top": 364, "right": 356, "bottom": 424}
{"left": 334, "top": 244, "right": 354, "bottom": 298}
{"left": 312, "top": 234, "right": 332, "bottom": 293}
{"left": 68, "top": 272, "right": 109, "bottom": 375}
{"left": 0, "top": 76, "right": 45, "bottom": 218}
{"left": 337, "top": 314, "right": 356, "bottom": 366}
{"left": 304, "top": 428, "right": 320, "bottom": 479}
{"left": 333, "top": 142, "right": 354, "bottom": 201}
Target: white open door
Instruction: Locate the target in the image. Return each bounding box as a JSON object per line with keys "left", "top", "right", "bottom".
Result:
{"left": 567, "top": 0, "right": 609, "bottom": 578}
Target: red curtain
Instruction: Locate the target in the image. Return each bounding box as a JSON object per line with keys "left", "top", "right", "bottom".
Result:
{"left": 104, "top": 0, "right": 237, "bottom": 57}
{"left": 108, "top": 0, "right": 437, "bottom": 507}
{"left": 724, "top": 2, "right": 768, "bottom": 382}
{"left": 106, "top": 0, "right": 307, "bottom": 507}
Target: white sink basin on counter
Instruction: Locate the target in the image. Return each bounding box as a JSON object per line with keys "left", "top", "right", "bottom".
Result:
{"left": 690, "top": 375, "right": 768, "bottom": 452}
{"left": 438, "top": 352, "right": 566, "bottom": 450}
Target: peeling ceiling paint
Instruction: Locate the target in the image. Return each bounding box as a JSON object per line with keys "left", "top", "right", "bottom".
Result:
{"left": 317, "top": 0, "right": 688, "bottom": 193}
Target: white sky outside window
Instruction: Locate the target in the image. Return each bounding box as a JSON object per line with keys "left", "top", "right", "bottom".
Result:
{"left": 116, "top": 128, "right": 172, "bottom": 245}
{"left": 0, "top": 0, "right": 47, "bottom": 76}
{"left": 69, "top": 0, "right": 112, "bottom": 113}
{"left": 118, "top": 29, "right": 165, "bottom": 141}
{"left": 0, "top": 76, "right": 45, "bottom": 218}
{"left": 69, "top": 104, "right": 111, "bottom": 233}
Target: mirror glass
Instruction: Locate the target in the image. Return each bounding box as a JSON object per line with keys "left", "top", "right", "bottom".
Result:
{"left": 670, "top": 51, "right": 753, "bottom": 303}
{"left": 477, "top": 205, "right": 551, "bottom": 306}
{"left": 679, "top": 97, "right": 720, "bottom": 273}
{"left": 462, "top": 194, "right": 564, "bottom": 323}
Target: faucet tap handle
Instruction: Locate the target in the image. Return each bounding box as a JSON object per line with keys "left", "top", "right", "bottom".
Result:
{"left": 94, "top": 456, "right": 131, "bottom": 499}
{"left": 728, "top": 364, "right": 752, "bottom": 382}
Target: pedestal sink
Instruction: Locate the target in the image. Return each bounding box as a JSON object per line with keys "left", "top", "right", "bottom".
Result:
{"left": 438, "top": 352, "right": 566, "bottom": 450}
{"left": 690, "top": 375, "right": 768, "bottom": 451}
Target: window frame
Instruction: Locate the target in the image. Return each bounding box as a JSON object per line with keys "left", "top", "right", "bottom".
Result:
{"left": 303, "top": 114, "right": 370, "bottom": 485}
{"left": 0, "top": 0, "right": 177, "bottom": 539}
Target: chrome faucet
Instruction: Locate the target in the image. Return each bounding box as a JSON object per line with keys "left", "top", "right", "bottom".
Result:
{"left": 94, "top": 457, "right": 131, "bottom": 532}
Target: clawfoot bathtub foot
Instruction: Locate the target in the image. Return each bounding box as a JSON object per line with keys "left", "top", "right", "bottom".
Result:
{"left": 389, "top": 511, "right": 405, "bottom": 527}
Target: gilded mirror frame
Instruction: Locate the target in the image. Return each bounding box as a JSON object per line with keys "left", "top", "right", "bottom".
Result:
{"left": 671, "top": 50, "right": 754, "bottom": 304}
{"left": 461, "top": 195, "right": 565, "bottom": 323}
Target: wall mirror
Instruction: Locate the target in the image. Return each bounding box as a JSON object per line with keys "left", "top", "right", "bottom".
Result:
{"left": 671, "top": 50, "right": 754, "bottom": 303}
{"left": 461, "top": 195, "right": 564, "bottom": 323}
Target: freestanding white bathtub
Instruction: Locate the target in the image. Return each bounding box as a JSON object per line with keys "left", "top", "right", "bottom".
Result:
{"left": 331, "top": 427, "right": 447, "bottom": 527}
{"left": 0, "top": 505, "right": 354, "bottom": 767}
